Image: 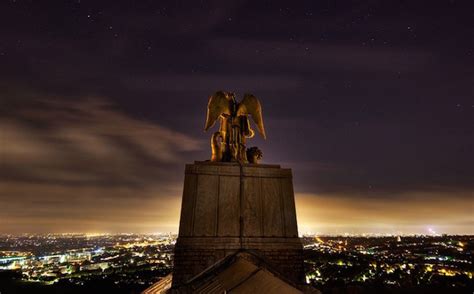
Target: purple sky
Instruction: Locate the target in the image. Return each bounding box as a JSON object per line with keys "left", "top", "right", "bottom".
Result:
{"left": 0, "top": 0, "right": 473, "bottom": 234}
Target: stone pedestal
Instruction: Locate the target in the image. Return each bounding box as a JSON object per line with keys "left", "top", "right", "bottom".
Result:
{"left": 172, "top": 162, "right": 304, "bottom": 287}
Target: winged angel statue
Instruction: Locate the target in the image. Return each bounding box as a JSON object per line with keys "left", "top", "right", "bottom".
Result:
{"left": 204, "top": 91, "right": 266, "bottom": 163}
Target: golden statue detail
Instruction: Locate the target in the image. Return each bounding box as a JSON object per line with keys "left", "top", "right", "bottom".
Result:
{"left": 205, "top": 91, "right": 266, "bottom": 163}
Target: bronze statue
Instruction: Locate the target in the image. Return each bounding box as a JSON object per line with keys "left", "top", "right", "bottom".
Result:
{"left": 204, "top": 91, "right": 266, "bottom": 163}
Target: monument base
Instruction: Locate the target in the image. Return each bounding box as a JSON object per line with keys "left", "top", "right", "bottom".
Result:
{"left": 172, "top": 162, "right": 304, "bottom": 287}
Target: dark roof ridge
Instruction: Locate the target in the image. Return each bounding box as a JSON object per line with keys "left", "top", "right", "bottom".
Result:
{"left": 181, "top": 249, "right": 306, "bottom": 292}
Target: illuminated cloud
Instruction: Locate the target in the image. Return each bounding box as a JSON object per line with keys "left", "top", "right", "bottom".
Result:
{"left": 1, "top": 96, "right": 202, "bottom": 186}
{"left": 296, "top": 191, "right": 474, "bottom": 235}
{"left": 0, "top": 182, "right": 182, "bottom": 233}
{"left": 0, "top": 94, "right": 202, "bottom": 233}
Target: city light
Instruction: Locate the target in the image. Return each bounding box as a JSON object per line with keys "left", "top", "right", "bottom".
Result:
{"left": 1, "top": 233, "right": 473, "bottom": 292}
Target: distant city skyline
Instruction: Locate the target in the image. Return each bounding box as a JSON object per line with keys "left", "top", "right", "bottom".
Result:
{"left": 2, "top": 233, "right": 471, "bottom": 292}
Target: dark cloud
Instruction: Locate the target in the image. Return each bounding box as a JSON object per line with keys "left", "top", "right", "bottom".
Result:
{"left": 1, "top": 92, "right": 202, "bottom": 188}
{"left": 208, "top": 38, "right": 438, "bottom": 74}
{"left": 123, "top": 73, "right": 304, "bottom": 93}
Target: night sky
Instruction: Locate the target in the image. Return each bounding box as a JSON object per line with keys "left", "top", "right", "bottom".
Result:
{"left": 1, "top": 1, "right": 473, "bottom": 235}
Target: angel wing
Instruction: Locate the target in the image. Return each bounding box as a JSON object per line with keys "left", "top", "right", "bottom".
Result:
{"left": 204, "top": 91, "right": 232, "bottom": 131}
{"left": 237, "top": 93, "right": 266, "bottom": 139}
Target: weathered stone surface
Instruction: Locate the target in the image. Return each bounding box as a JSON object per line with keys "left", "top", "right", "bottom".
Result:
{"left": 173, "top": 161, "right": 304, "bottom": 287}
{"left": 262, "top": 177, "right": 284, "bottom": 236}
{"left": 193, "top": 174, "right": 218, "bottom": 236}
{"left": 177, "top": 174, "right": 196, "bottom": 236}
{"left": 242, "top": 176, "right": 262, "bottom": 236}
{"left": 217, "top": 176, "right": 240, "bottom": 236}
{"left": 281, "top": 177, "right": 299, "bottom": 237}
